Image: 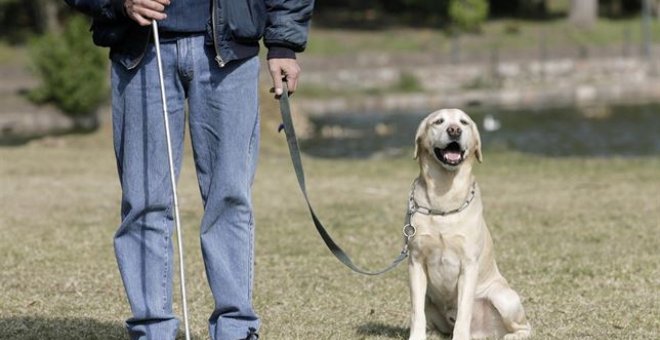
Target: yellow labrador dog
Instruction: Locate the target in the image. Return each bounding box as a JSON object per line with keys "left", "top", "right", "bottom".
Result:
{"left": 407, "top": 109, "right": 531, "bottom": 340}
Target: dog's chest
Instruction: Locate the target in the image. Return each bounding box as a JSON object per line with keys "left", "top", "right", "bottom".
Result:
{"left": 410, "top": 229, "right": 463, "bottom": 300}
{"left": 409, "top": 202, "right": 482, "bottom": 301}
{"left": 425, "top": 237, "right": 462, "bottom": 300}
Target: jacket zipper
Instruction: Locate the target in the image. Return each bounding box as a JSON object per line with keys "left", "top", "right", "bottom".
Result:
{"left": 211, "top": 1, "right": 226, "bottom": 68}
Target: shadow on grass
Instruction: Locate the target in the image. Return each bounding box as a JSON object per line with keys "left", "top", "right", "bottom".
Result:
{"left": 0, "top": 316, "right": 126, "bottom": 339}
{"left": 356, "top": 322, "right": 408, "bottom": 338}
{"left": 0, "top": 316, "right": 192, "bottom": 339}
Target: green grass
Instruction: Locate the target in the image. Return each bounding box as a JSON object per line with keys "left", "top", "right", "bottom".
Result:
{"left": 298, "top": 17, "right": 660, "bottom": 99}
{"left": 305, "top": 28, "right": 444, "bottom": 55}
{"left": 1, "top": 115, "right": 659, "bottom": 339}
{"left": 305, "top": 17, "right": 660, "bottom": 56}
{"left": 0, "top": 42, "right": 26, "bottom": 66}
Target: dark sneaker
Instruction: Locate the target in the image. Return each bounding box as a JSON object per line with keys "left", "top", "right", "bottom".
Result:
{"left": 242, "top": 328, "right": 258, "bottom": 340}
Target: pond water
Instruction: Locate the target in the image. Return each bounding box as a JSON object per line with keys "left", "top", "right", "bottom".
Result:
{"left": 301, "top": 103, "right": 660, "bottom": 158}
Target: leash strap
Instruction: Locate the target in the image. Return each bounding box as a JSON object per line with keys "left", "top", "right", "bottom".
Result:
{"left": 278, "top": 84, "right": 408, "bottom": 276}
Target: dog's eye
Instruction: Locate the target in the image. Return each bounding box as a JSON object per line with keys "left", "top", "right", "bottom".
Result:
{"left": 459, "top": 119, "right": 469, "bottom": 125}
{"left": 433, "top": 118, "right": 444, "bottom": 125}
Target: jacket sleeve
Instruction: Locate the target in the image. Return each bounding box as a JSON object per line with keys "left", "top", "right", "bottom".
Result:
{"left": 263, "top": 0, "right": 314, "bottom": 54}
{"left": 64, "top": 0, "right": 127, "bottom": 21}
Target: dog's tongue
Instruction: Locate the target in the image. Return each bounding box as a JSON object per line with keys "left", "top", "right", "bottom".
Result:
{"left": 444, "top": 151, "right": 462, "bottom": 162}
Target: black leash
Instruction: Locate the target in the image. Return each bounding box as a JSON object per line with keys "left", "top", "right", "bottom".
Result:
{"left": 278, "top": 84, "right": 410, "bottom": 276}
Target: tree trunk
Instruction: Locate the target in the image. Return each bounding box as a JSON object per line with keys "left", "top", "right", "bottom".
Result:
{"left": 29, "top": 0, "right": 61, "bottom": 34}
{"left": 569, "top": 0, "right": 598, "bottom": 29}
{"left": 523, "top": 0, "right": 547, "bottom": 19}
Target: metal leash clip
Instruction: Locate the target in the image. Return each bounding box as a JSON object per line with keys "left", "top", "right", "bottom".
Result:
{"left": 401, "top": 223, "right": 416, "bottom": 255}
{"left": 403, "top": 223, "right": 416, "bottom": 241}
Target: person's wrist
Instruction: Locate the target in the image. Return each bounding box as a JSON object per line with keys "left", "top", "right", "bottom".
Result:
{"left": 267, "top": 46, "right": 296, "bottom": 60}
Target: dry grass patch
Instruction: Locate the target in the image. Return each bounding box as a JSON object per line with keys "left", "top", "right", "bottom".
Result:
{"left": 1, "top": 121, "right": 658, "bottom": 339}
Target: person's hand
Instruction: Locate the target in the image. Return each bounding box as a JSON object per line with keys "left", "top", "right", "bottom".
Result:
{"left": 124, "top": 0, "right": 170, "bottom": 26}
{"left": 268, "top": 58, "right": 301, "bottom": 98}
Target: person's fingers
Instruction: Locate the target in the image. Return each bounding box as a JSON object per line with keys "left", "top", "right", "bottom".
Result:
{"left": 125, "top": 0, "right": 168, "bottom": 25}
{"left": 128, "top": 10, "right": 166, "bottom": 26}
{"left": 129, "top": 12, "right": 152, "bottom": 26}
{"left": 269, "top": 61, "right": 284, "bottom": 96}
{"left": 286, "top": 71, "right": 298, "bottom": 94}
{"left": 268, "top": 59, "right": 303, "bottom": 98}
{"left": 284, "top": 62, "right": 301, "bottom": 94}
{"left": 151, "top": 0, "right": 171, "bottom": 6}
{"left": 270, "top": 69, "right": 283, "bottom": 97}
{"left": 136, "top": 0, "right": 168, "bottom": 12}
{"left": 136, "top": 7, "right": 167, "bottom": 20}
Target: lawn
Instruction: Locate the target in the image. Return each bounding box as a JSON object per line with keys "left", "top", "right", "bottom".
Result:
{"left": 304, "top": 17, "right": 660, "bottom": 58}
{"left": 1, "top": 101, "right": 659, "bottom": 339}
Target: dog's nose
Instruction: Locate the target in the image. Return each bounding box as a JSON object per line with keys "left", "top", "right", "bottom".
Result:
{"left": 447, "top": 124, "right": 462, "bottom": 138}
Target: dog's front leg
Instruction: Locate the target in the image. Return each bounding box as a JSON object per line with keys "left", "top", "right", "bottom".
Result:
{"left": 453, "top": 260, "right": 479, "bottom": 340}
{"left": 408, "top": 255, "right": 428, "bottom": 340}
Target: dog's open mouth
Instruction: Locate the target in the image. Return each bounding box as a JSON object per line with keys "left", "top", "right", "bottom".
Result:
{"left": 434, "top": 142, "right": 465, "bottom": 166}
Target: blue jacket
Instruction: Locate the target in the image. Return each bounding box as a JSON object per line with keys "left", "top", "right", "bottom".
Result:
{"left": 64, "top": 0, "right": 314, "bottom": 69}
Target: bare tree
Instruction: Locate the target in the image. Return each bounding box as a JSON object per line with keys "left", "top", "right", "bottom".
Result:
{"left": 569, "top": 0, "right": 598, "bottom": 29}
{"left": 29, "top": 0, "right": 63, "bottom": 33}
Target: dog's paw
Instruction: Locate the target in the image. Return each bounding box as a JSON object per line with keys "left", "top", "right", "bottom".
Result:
{"left": 503, "top": 329, "right": 531, "bottom": 340}
{"left": 407, "top": 331, "right": 427, "bottom": 340}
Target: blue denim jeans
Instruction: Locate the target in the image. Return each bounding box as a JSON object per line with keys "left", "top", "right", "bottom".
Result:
{"left": 111, "top": 34, "right": 260, "bottom": 340}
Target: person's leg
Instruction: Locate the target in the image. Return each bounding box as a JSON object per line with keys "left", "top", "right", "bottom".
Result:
{"left": 185, "top": 35, "right": 260, "bottom": 340}
{"left": 111, "top": 41, "right": 187, "bottom": 340}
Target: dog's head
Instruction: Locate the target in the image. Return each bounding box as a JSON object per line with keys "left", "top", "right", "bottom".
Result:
{"left": 414, "top": 109, "right": 483, "bottom": 171}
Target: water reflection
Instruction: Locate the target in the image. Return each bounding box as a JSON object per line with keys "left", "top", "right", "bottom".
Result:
{"left": 301, "top": 104, "right": 660, "bottom": 158}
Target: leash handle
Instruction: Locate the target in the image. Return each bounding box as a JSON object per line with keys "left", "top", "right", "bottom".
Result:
{"left": 278, "top": 83, "right": 408, "bottom": 276}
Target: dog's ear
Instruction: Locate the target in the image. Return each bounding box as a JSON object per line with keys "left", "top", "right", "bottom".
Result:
{"left": 414, "top": 115, "right": 431, "bottom": 159}
{"left": 470, "top": 118, "right": 483, "bottom": 163}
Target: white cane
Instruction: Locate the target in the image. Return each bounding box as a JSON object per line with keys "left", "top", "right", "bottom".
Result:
{"left": 151, "top": 20, "right": 191, "bottom": 340}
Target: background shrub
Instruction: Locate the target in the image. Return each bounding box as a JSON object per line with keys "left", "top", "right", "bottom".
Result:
{"left": 449, "top": 0, "right": 489, "bottom": 32}
{"left": 28, "top": 14, "right": 107, "bottom": 118}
